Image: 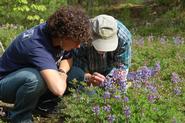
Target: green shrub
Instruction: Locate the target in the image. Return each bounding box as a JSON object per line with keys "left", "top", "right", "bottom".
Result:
{"left": 0, "top": 0, "right": 67, "bottom": 28}
{"left": 0, "top": 25, "right": 24, "bottom": 49}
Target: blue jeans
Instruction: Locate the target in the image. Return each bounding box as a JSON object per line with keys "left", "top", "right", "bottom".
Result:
{"left": 0, "top": 68, "right": 47, "bottom": 123}
{"left": 67, "top": 66, "right": 85, "bottom": 85}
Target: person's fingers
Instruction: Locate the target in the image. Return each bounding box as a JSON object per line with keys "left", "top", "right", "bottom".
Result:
{"left": 91, "top": 78, "right": 102, "bottom": 86}
{"left": 92, "top": 75, "right": 104, "bottom": 83}
{"left": 93, "top": 72, "right": 106, "bottom": 79}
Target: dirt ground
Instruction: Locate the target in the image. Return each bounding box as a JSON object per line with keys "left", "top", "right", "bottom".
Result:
{"left": 0, "top": 101, "right": 63, "bottom": 123}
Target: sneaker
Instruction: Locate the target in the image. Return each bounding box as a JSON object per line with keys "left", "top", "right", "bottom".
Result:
{"left": 34, "top": 98, "right": 60, "bottom": 118}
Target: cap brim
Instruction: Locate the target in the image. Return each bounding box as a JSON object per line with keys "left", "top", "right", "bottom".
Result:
{"left": 92, "top": 34, "right": 118, "bottom": 52}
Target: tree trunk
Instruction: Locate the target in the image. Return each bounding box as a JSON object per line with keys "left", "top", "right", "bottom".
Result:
{"left": 87, "top": 0, "right": 94, "bottom": 17}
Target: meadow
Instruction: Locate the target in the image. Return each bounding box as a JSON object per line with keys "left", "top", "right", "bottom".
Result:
{"left": 53, "top": 35, "right": 185, "bottom": 123}
{"left": 0, "top": 0, "right": 185, "bottom": 122}
{"left": 26, "top": 35, "right": 185, "bottom": 123}
{"left": 0, "top": 33, "right": 184, "bottom": 123}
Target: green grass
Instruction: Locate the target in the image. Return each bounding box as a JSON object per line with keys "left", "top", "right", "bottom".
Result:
{"left": 0, "top": 35, "right": 184, "bottom": 123}
{"left": 131, "top": 37, "right": 185, "bottom": 79}
{"left": 0, "top": 1, "right": 185, "bottom": 122}
{"left": 58, "top": 36, "right": 185, "bottom": 123}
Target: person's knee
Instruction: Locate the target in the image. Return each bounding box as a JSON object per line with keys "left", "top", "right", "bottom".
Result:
{"left": 67, "top": 66, "right": 85, "bottom": 81}
{"left": 23, "top": 68, "right": 47, "bottom": 95}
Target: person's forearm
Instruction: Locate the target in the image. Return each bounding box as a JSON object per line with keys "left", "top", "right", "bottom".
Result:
{"left": 59, "top": 58, "right": 73, "bottom": 73}
{"left": 41, "top": 69, "right": 67, "bottom": 96}
{"left": 57, "top": 72, "right": 67, "bottom": 95}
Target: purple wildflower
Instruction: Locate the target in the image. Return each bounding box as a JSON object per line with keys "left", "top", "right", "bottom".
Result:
{"left": 173, "top": 88, "right": 181, "bottom": 95}
{"left": 103, "top": 91, "right": 111, "bottom": 99}
{"left": 123, "top": 96, "right": 129, "bottom": 102}
{"left": 92, "top": 105, "right": 100, "bottom": 115}
{"left": 103, "top": 67, "right": 128, "bottom": 93}
{"left": 128, "top": 64, "right": 160, "bottom": 82}
{"left": 112, "top": 69, "right": 127, "bottom": 81}
{"left": 107, "top": 114, "right": 115, "bottom": 123}
{"left": 117, "top": 79, "right": 127, "bottom": 93}
{"left": 171, "top": 72, "right": 181, "bottom": 83}
{"left": 147, "top": 94, "right": 156, "bottom": 103}
{"left": 173, "top": 36, "right": 184, "bottom": 45}
{"left": 114, "top": 95, "right": 121, "bottom": 99}
{"left": 102, "top": 105, "right": 111, "bottom": 112}
{"left": 135, "top": 70, "right": 143, "bottom": 81}
{"left": 127, "top": 72, "right": 136, "bottom": 81}
{"left": 147, "top": 83, "right": 157, "bottom": 93}
{"left": 141, "top": 66, "right": 152, "bottom": 80}
{"left": 103, "top": 77, "right": 114, "bottom": 90}
{"left": 124, "top": 106, "right": 131, "bottom": 118}
{"left": 134, "top": 66, "right": 152, "bottom": 82}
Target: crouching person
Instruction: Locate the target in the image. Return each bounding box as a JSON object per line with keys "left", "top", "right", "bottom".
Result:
{"left": 0, "top": 6, "right": 91, "bottom": 123}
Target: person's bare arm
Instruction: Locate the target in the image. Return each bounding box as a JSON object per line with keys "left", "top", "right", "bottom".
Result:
{"left": 40, "top": 69, "right": 67, "bottom": 96}
{"left": 59, "top": 58, "right": 73, "bottom": 73}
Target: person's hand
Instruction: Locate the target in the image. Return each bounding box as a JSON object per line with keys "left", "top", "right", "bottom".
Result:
{"left": 85, "top": 72, "right": 105, "bottom": 86}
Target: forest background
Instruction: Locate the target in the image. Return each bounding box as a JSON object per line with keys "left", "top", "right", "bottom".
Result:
{"left": 0, "top": 0, "right": 185, "bottom": 122}
{"left": 0, "top": 0, "right": 185, "bottom": 48}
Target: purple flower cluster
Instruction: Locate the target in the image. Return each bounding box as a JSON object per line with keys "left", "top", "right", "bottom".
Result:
{"left": 102, "top": 67, "right": 127, "bottom": 94}
{"left": 134, "top": 35, "right": 184, "bottom": 46}
{"left": 114, "top": 95, "right": 121, "bottom": 99}
{"left": 173, "top": 88, "right": 181, "bottom": 95}
{"left": 107, "top": 114, "right": 115, "bottom": 123}
{"left": 159, "top": 36, "right": 167, "bottom": 44}
{"left": 171, "top": 72, "right": 181, "bottom": 83}
{"left": 146, "top": 83, "right": 157, "bottom": 93}
{"left": 146, "top": 83, "right": 158, "bottom": 103}
{"left": 92, "top": 105, "right": 100, "bottom": 115}
{"left": 171, "top": 72, "right": 182, "bottom": 95}
{"left": 103, "top": 105, "right": 111, "bottom": 112}
{"left": 100, "top": 65, "right": 131, "bottom": 121}
{"left": 173, "top": 36, "right": 184, "bottom": 45}
{"left": 103, "top": 91, "right": 111, "bottom": 99}
{"left": 123, "top": 96, "right": 129, "bottom": 102}
{"left": 127, "top": 63, "right": 160, "bottom": 103}
{"left": 127, "top": 63, "right": 160, "bottom": 88}
{"left": 124, "top": 106, "right": 131, "bottom": 118}
{"left": 147, "top": 94, "right": 157, "bottom": 103}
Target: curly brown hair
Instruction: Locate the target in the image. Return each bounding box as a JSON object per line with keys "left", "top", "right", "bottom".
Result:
{"left": 47, "top": 6, "right": 92, "bottom": 43}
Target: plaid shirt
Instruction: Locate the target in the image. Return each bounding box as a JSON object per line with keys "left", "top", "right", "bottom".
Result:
{"left": 73, "top": 20, "right": 132, "bottom": 75}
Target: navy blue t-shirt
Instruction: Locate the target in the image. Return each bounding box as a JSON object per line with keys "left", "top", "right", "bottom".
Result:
{"left": 0, "top": 23, "right": 72, "bottom": 79}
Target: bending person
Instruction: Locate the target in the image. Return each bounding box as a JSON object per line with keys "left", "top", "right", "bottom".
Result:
{"left": 72, "top": 14, "right": 132, "bottom": 86}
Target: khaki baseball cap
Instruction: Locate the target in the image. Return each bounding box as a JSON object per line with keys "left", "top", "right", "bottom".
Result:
{"left": 91, "top": 14, "right": 118, "bottom": 51}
